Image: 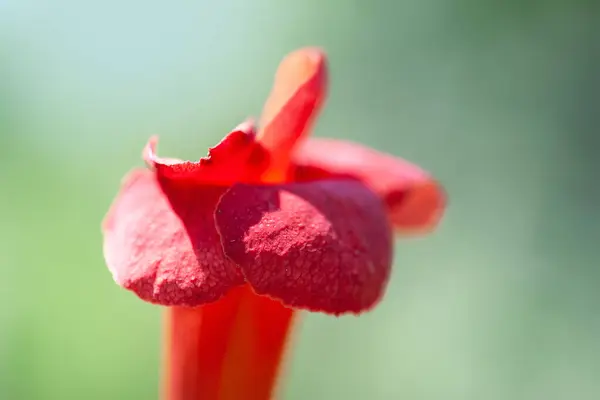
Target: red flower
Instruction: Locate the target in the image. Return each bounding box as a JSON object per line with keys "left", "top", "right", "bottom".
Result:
{"left": 102, "top": 47, "right": 445, "bottom": 399}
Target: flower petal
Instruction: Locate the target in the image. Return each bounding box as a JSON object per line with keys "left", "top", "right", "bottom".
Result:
{"left": 214, "top": 179, "right": 393, "bottom": 315}
{"left": 144, "top": 120, "right": 269, "bottom": 185}
{"left": 102, "top": 169, "right": 243, "bottom": 306}
{"left": 292, "top": 138, "right": 446, "bottom": 233}
{"left": 257, "top": 48, "right": 328, "bottom": 176}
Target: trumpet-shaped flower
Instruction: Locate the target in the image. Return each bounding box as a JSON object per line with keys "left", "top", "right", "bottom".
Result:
{"left": 102, "top": 47, "right": 445, "bottom": 400}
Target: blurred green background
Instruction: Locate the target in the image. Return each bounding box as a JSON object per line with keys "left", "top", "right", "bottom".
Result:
{"left": 1, "top": 1, "right": 599, "bottom": 399}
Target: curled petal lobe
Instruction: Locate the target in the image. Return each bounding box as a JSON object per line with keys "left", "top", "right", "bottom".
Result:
{"left": 215, "top": 179, "right": 393, "bottom": 315}
{"left": 144, "top": 121, "right": 269, "bottom": 185}
{"left": 292, "top": 138, "right": 446, "bottom": 233}
{"left": 257, "top": 47, "right": 328, "bottom": 177}
{"left": 102, "top": 169, "right": 243, "bottom": 306}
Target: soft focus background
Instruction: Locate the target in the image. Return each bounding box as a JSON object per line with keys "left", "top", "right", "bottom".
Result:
{"left": 1, "top": 1, "right": 599, "bottom": 399}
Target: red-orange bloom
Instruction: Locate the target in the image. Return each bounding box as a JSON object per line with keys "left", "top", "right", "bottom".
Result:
{"left": 102, "top": 47, "right": 445, "bottom": 398}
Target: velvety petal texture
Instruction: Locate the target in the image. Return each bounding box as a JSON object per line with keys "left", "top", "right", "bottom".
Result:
{"left": 103, "top": 170, "right": 243, "bottom": 306}
{"left": 292, "top": 138, "right": 445, "bottom": 232}
{"left": 215, "top": 180, "right": 393, "bottom": 314}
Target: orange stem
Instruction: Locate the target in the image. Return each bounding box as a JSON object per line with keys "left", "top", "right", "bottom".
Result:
{"left": 163, "top": 285, "right": 296, "bottom": 400}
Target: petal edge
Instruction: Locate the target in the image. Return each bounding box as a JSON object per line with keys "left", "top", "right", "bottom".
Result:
{"left": 144, "top": 121, "right": 269, "bottom": 185}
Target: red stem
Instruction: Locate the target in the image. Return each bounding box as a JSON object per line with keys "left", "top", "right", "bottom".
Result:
{"left": 163, "top": 285, "right": 296, "bottom": 400}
